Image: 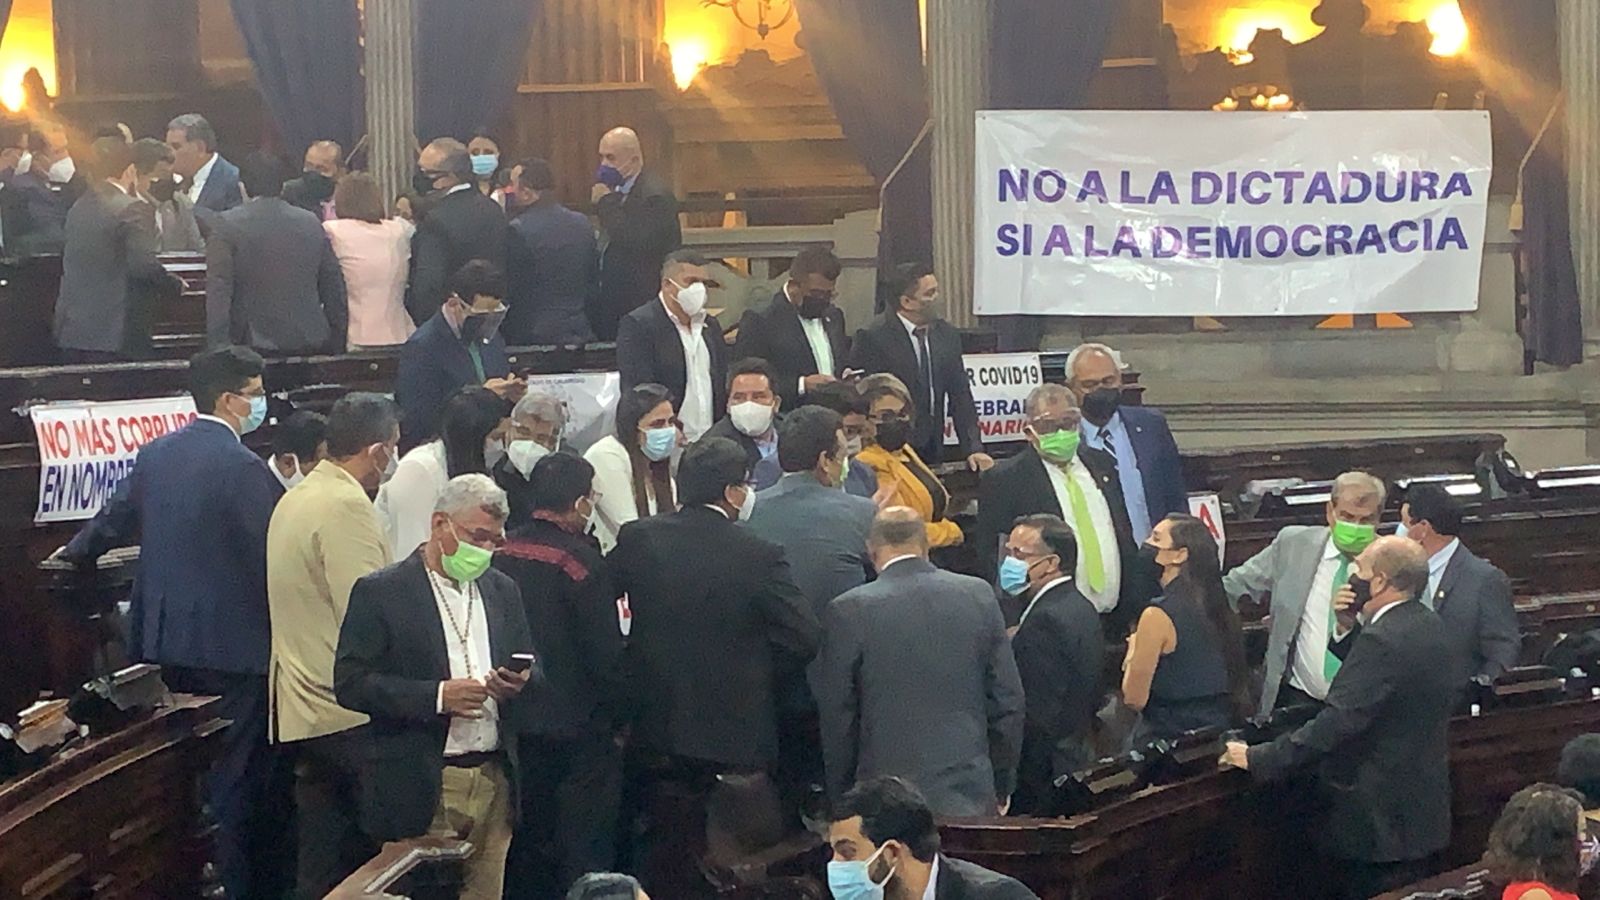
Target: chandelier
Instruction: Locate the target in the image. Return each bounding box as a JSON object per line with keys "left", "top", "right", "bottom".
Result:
{"left": 701, "top": 0, "right": 795, "bottom": 40}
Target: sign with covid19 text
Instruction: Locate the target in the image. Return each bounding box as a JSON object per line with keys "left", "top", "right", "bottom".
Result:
{"left": 974, "top": 110, "right": 1493, "bottom": 317}
{"left": 31, "top": 396, "right": 198, "bottom": 523}
{"left": 944, "top": 352, "right": 1041, "bottom": 446}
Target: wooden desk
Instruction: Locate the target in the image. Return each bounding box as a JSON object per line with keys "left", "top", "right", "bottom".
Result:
{"left": 324, "top": 837, "right": 471, "bottom": 900}
{"left": 0, "top": 694, "right": 224, "bottom": 900}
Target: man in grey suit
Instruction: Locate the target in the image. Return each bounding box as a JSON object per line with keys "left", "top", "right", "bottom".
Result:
{"left": 206, "top": 152, "right": 347, "bottom": 355}
{"left": 132, "top": 138, "right": 202, "bottom": 253}
{"left": 54, "top": 137, "right": 182, "bottom": 362}
{"left": 814, "top": 507, "right": 1025, "bottom": 817}
{"left": 1398, "top": 483, "right": 1520, "bottom": 683}
{"left": 1223, "top": 471, "right": 1387, "bottom": 715}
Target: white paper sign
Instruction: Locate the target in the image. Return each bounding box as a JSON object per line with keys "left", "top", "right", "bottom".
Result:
{"left": 523, "top": 371, "right": 621, "bottom": 454}
{"left": 31, "top": 396, "right": 198, "bottom": 523}
{"left": 943, "top": 352, "right": 1043, "bottom": 446}
{"left": 974, "top": 110, "right": 1493, "bottom": 316}
{"left": 1188, "top": 492, "right": 1227, "bottom": 562}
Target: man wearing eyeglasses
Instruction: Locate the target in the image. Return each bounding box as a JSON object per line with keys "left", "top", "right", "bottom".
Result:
{"left": 975, "top": 382, "right": 1147, "bottom": 635}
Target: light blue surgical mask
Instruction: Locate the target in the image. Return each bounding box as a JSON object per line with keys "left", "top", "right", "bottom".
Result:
{"left": 998, "top": 555, "right": 1032, "bottom": 596}
{"left": 471, "top": 153, "right": 499, "bottom": 177}
{"left": 827, "top": 844, "right": 893, "bottom": 900}
{"left": 641, "top": 426, "right": 676, "bottom": 462}
{"left": 241, "top": 394, "right": 267, "bottom": 435}
{"left": 1394, "top": 521, "right": 1409, "bottom": 540}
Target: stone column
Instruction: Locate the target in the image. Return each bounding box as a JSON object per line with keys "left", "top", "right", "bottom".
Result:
{"left": 926, "top": 0, "right": 989, "bottom": 330}
{"left": 364, "top": 0, "right": 417, "bottom": 204}
{"left": 1560, "top": 0, "right": 1600, "bottom": 357}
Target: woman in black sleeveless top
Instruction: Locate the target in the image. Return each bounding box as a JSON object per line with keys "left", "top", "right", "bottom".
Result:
{"left": 1122, "top": 514, "right": 1250, "bottom": 745}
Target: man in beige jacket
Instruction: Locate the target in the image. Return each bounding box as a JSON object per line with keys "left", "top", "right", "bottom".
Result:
{"left": 267, "top": 392, "right": 401, "bottom": 899}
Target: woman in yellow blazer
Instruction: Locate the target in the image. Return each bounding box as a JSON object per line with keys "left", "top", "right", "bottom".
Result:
{"left": 855, "top": 373, "right": 963, "bottom": 547}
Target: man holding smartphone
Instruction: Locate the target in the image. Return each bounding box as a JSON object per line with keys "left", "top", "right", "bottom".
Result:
{"left": 732, "top": 246, "right": 853, "bottom": 412}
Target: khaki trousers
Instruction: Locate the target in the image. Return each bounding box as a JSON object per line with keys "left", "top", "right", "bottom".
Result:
{"left": 428, "top": 760, "right": 513, "bottom": 900}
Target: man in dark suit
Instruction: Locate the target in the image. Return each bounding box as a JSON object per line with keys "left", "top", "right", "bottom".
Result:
{"left": 281, "top": 140, "right": 342, "bottom": 220}
{"left": 592, "top": 126, "right": 682, "bottom": 341}
{"left": 61, "top": 346, "right": 284, "bottom": 900}
{"left": 504, "top": 158, "right": 599, "bottom": 346}
{"left": 206, "top": 152, "right": 347, "bottom": 355}
{"left": 396, "top": 260, "right": 525, "bottom": 451}
{"left": 1399, "top": 483, "right": 1520, "bottom": 684}
{"left": 54, "top": 137, "right": 183, "bottom": 362}
{"left": 827, "top": 777, "right": 1039, "bottom": 900}
{"left": 615, "top": 248, "right": 727, "bottom": 441}
{"left": 334, "top": 473, "right": 533, "bottom": 900}
{"left": 705, "top": 356, "right": 784, "bottom": 489}
{"left": 1223, "top": 536, "right": 1457, "bottom": 899}
{"left": 1002, "top": 515, "right": 1104, "bottom": 816}
{"left": 166, "top": 113, "right": 242, "bottom": 235}
{"left": 608, "top": 436, "right": 820, "bottom": 897}
{"left": 733, "top": 246, "right": 850, "bottom": 410}
{"left": 7, "top": 123, "right": 86, "bottom": 256}
{"left": 848, "top": 262, "right": 991, "bottom": 471}
{"left": 1067, "top": 342, "right": 1187, "bottom": 543}
{"left": 494, "top": 452, "right": 626, "bottom": 899}
{"left": 815, "top": 507, "right": 1025, "bottom": 817}
{"left": 803, "top": 380, "right": 882, "bottom": 500}
{"left": 408, "top": 137, "right": 509, "bottom": 323}
{"left": 975, "top": 383, "right": 1147, "bottom": 635}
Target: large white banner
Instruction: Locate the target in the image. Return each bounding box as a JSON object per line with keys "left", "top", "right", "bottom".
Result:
{"left": 32, "top": 396, "right": 198, "bottom": 523}
{"left": 943, "top": 352, "right": 1042, "bottom": 446}
{"left": 974, "top": 110, "right": 1493, "bottom": 317}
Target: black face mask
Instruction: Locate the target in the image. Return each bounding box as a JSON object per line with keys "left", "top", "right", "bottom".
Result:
{"left": 301, "top": 170, "right": 335, "bottom": 202}
{"left": 875, "top": 419, "right": 910, "bottom": 452}
{"left": 1137, "top": 543, "right": 1163, "bottom": 566}
{"left": 799, "top": 293, "right": 832, "bottom": 320}
{"left": 1081, "top": 386, "right": 1122, "bottom": 426}
{"left": 1347, "top": 573, "right": 1374, "bottom": 614}
{"left": 148, "top": 178, "right": 176, "bottom": 203}
{"left": 412, "top": 169, "right": 441, "bottom": 196}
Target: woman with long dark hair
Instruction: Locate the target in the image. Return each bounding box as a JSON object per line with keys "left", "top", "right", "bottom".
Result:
{"left": 584, "top": 383, "right": 679, "bottom": 551}
{"left": 376, "top": 386, "right": 508, "bottom": 557}
{"left": 1122, "top": 513, "right": 1250, "bottom": 743}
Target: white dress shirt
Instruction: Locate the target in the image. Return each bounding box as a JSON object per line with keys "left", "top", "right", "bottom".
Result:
{"left": 663, "top": 294, "right": 713, "bottom": 440}
{"left": 1290, "top": 537, "right": 1348, "bottom": 700}
{"left": 426, "top": 567, "right": 499, "bottom": 755}
{"left": 374, "top": 441, "right": 448, "bottom": 559}
{"left": 1040, "top": 457, "right": 1121, "bottom": 612}
{"left": 186, "top": 152, "right": 218, "bottom": 205}
{"left": 1422, "top": 538, "right": 1462, "bottom": 610}
{"left": 786, "top": 284, "right": 835, "bottom": 391}
{"left": 922, "top": 855, "right": 940, "bottom": 900}
{"left": 584, "top": 434, "right": 671, "bottom": 553}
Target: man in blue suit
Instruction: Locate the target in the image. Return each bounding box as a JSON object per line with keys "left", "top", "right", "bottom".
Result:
{"left": 62, "top": 345, "right": 284, "bottom": 900}
{"left": 166, "top": 113, "right": 242, "bottom": 236}
{"left": 1067, "top": 342, "right": 1188, "bottom": 543}
{"left": 395, "top": 259, "right": 524, "bottom": 450}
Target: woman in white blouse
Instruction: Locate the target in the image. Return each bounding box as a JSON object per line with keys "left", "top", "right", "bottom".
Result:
{"left": 584, "top": 383, "right": 681, "bottom": 552}
{"left": 323, "top": 172, "right": 416, "bottom": 350}
{"left": 376, "top": 386, "right": 509, "bottom": 558}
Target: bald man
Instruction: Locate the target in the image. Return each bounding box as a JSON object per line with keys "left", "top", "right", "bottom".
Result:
{"left": 814, "top": 507, "right": 1025, "bottom": 817}
{"left": 591, "top": 126, "right": 681, "bottom": 341}
{"left": 283, "top": 140, "right": 343, "bottom": 220}
{"left": 1221, "top": 536, "right": 1458, "bottom": 899}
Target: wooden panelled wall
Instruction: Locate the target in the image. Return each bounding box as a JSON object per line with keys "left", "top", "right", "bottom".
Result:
{"left": 53, "top": 0, "right": 202, "bottom": 99}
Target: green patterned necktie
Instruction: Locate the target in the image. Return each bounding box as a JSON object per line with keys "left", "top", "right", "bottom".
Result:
{"left": 1325, "top": 556, "right": 1351, "bottom": 681}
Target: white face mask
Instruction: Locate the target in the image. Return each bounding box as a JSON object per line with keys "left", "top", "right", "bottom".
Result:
{"left": 485, "top": 436, "right": 507, "bottom": 469}
{"left": 843, "top": 435, "right": 864, "bottom": 457}
{"left": 14, "top": 150, "right": 30, "bottom": 175}
{"left": 47, "top": 156, "right": 75, "bottom": 184}
{"left": 729, "top": 400, "right": 775, "bottom": 438}
{"left": 671, "top": 280, "right": 708, "bottom": 317}
{"left": 377, "top": 444, "right": 399, "bottom": 485}
{"left": 272, "top": 454, "right": 305, "bottom": 491}
{"left": 734, "top": 483, "right": 756, "bottom": 521}
{"left": 508, "top": 439, "right": 551, "bottom": 479}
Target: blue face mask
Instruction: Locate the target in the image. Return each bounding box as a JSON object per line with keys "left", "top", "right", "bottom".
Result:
{"left": 1394, "top": 521, "right": 1409, "bottom": 540}
{"left": 641, "top": 426, "right": 676, "bottom": 462}
{"left": 827, "top": 844, "right": 893, "bottom": 900}
{"left": 241, "top": 394, "right": 267, "bottom": 435}
{"left": 471, "top": 153, "right": 499, "bottom": 177}
{"left": 998, "top": 555, "right": 1033, "bottom": 595}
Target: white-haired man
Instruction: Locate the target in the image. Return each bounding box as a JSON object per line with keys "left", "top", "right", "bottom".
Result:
{"left": 1223, "top": 470, "right": 1388, "bottom": 714}
{"left": 1065, "top": 342, "right": 1187, "bottom": 543}
{"left": 335, "top": 474, "right": 533, "bottom": 900}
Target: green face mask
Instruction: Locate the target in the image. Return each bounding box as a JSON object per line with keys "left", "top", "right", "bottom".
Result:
{"left": 442, "top": 522, "right": 494, "bottom": 582}
{"left": 1330, "top": 519, "right": 1377, "bottom": 556}
{"left": 1036, "top": 428, "right": 1080, "bottom": 463}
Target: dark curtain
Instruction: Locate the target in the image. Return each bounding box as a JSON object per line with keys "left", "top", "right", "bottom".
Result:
{"left": 228, "top": 0, "right": 363, "bottom": 157}
{"left": 794, "top": 0, "right": 932, "bottom": 274}
{"left": 414, "top": 0, "right": 539, "bottom": 143}
{"left": 1458, "top": 0, "right": 1584, "bottom": 365}
{"left": 0, "top": 3, "right": 13, "bottom": 49}
{"left": 986, "top": 0, "right": 1120, "bottom": 350}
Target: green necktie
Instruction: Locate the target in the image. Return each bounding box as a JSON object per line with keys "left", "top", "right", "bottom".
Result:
{"left": 1061, "top": 465, "right": 1105, "bottom": 593}
{"left": 1325, "top": 555, "right": 1351, "bottom": 681}
{"left": 466, "top": 341, "right": 486, "bottom": 383}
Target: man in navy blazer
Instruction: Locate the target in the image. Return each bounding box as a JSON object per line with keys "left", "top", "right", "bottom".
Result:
{"left": 1067, "top": 342, "right": 1187, "bottom": 543}
{"left": 62, "top": 345, "right": 283, "bottom": 900}
{"left": 503, "top": 158, "right": 599, "bottom": 346}
{"left": 166, "top": 114, "right": 242, "bottom": 235}
{"left": 396, "top": 260, "right": 521, "bottom": 451}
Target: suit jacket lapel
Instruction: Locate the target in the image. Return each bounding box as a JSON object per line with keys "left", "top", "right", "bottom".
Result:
{"left": 1286, "top": 527, "right": 1332, "bottom": 623}
{"left": 825, "top": 309, "right": 848, "bottom": 374}
{"left": 1021, "top": 448, "right": 1065, "bottom": 518}
{"left": 650, "top": 301, "right": 687, "bottom": 392}
{"left": 772, "top": 292, "right": 816, "bottom": 376}
{"left": 402, "top": 553, "right": 454, "bottom": 682}
{"left": 1434, "top": 546, "right": 1470, "bottom": 611}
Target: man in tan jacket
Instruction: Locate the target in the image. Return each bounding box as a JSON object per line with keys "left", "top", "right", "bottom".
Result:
{"left": 267, "top": 392, "right": 401, "bottom": 899}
